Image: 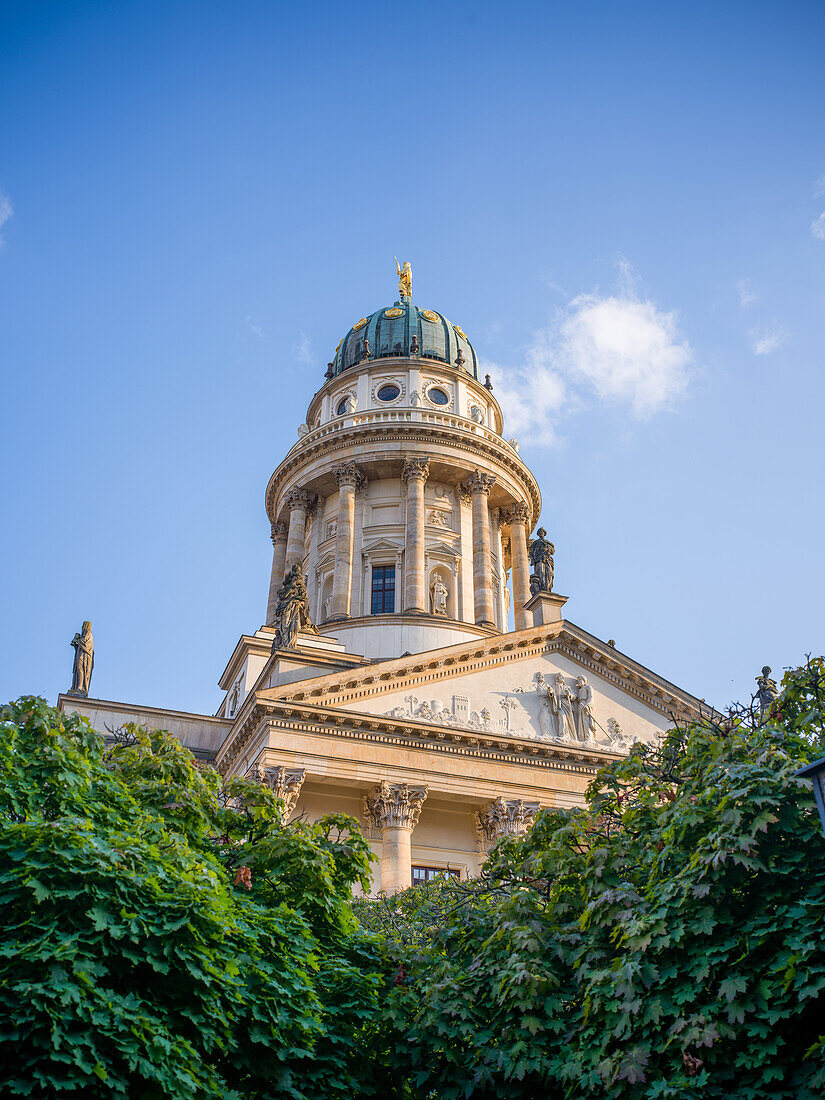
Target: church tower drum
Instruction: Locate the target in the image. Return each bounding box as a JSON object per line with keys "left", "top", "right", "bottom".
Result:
{"left": 263, "top": 265, "right": 541, "bottom": 659}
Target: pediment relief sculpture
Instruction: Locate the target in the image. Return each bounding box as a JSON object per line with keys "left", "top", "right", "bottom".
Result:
{"left": 380, "top": 669, "right": 652, "bottom": 753}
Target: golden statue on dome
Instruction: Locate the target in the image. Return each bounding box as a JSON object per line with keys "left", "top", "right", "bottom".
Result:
{"left": 395, "top": 257, "right": 412, "bottom": 300}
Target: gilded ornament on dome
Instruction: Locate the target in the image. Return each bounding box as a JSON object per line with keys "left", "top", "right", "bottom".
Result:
{"left": 384, "top": 307, "right": 404, "bottom": 318}
{"left": 454, "top": 324, "right": 468, "bottom": 340}
{"left": 420, "top": 309, "right": 439, "bottom": 323}
{"left": 351, "top": 317, "right": 368, "bottom": 331}
{"left": 335, "top": 338, "right": 343, "bottom": 351}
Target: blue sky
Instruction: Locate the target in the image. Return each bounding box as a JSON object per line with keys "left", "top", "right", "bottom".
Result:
{"left": 1, "top": 0, "right": 823, "bottom": 714}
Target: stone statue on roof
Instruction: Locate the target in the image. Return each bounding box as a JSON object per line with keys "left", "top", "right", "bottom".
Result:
{"left": 275, "top": 564, "right": 318, "bottom": 649}
{"left": 395, "top": 257, "right": 412, "bottom": 300}
{"left": 528, "top": 528, "right": 555, "bottom": 593}
{"left": 755, "top": 666, "right": 779, "bottom": 711}
{"left": 68, "top": 620, "right": 94, "bottom": 697}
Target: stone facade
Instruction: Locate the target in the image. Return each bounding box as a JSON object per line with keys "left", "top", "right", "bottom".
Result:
{"left": 59, "top": 276, "right": 706, "bottom": 894}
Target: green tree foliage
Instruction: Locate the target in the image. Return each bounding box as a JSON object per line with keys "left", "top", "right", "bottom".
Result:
{"left": 368, "top": 658, "right": 825, "bottom": 1098}
{"left": 0, "top": 698, "right": 381, "bottom": 1099}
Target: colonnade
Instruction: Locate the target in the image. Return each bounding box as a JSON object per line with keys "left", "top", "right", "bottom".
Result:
{"left": 265, "top": 460, "right": 535, "bottom": 631}
{"left": 364, "top": 783, "right": 541, "bottom": 892}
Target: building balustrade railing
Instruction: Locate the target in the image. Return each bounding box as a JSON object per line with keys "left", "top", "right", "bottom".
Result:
{"left": 284, "top": 408, "right": 519, "bottom": 459}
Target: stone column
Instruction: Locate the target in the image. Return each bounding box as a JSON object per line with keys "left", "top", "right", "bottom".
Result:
{"left": 329, "top": 462, "right": 364, "bottom": 620}
{"left": 465, "top": 470, "right": 496, "bottom": 627}
{"left": 402, "top": 457, "right": 429, "bottom": 613}
{"left": 365, "top": 781, "right": 428, "bottom": 893}
{"left": 475, "top": 796, "right": 541, "bottom": 854}
{"left": 265, "top": 522, "right": 288, "bottom": 625}
{"left": 284, "top": 489, "right": 311, "bottom": 572}
{"left": 507, "top": 503, "right": 532, "bottom": 631}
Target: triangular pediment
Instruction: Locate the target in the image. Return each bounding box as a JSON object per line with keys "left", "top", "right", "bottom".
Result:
{"left": 255, "top": 621, "right": 704, "bottom": 754}
{"left": 362, "top": 536, "right": 403, "bottom": 553}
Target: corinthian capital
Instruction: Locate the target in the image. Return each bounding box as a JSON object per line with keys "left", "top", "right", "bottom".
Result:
{"left": 247, "top": 763, "right": 306, "bottom": 822}
{"left": 333, "top": 461, "right": 365, "bottom": 490}
{"left": 270, "top": 522, "right": 288, "bottom": 544}
{"left": 504, "top": 502, "right": 530, "bottom": 526}
{"left": 285, "top": 487, "right": 311, "bottom": 511}
{"left": 364, "top": 781, "right": 428, "bottom": 830}
{"left": 475, "top": 797, "right": 540, "bottom": 849}
{"left": 464, "top": 470, "right": 496, "bottom": 496}
{"left": 401, "top": 456, "right": 430, "bottom": 484}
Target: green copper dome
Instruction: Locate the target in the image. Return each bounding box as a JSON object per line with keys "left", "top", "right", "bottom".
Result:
{"left": 329, "top": 297, "right": 478, "bottom": 380}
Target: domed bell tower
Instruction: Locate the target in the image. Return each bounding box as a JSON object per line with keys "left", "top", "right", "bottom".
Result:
{"left": 263, "top": 263, "right": 541, "bottom": 660}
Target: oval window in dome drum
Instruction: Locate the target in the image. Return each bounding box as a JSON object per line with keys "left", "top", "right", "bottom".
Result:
{"left": 377, "top": 384, "right": 401, "bottom": 402}
{"left": 336, "top": 397, "right": 349, "bottom": 415}
{"left": 428, "top": 387, "right": 450, "bottom": 406}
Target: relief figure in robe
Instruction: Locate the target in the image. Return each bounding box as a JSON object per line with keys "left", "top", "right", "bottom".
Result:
{"left": 550, "top": 672, "right": 577, "bottom": 741}
{"left": 573, "top": 675, "right": 597, "bottom": 742}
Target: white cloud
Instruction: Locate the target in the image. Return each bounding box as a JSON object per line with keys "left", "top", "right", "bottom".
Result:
{"left": 293, "top": 333, "right": 313, "bottom": 369}
{"left": 492, "top": 276, "right": 694, "bottom": 444}
{"left": 811, "top": 212, "right": 825, "bottom": 240}
{"left": 737, "top": 278, "right": 757, "bottom": 307}
{"left": 814, "top": 174, "right": 825, "bottom": 198}
{"left": 492, "top": 356, "right": 567, "bottom": 446}
{"left": 0, "top": 192, "right": 12, "bottom": 245}
{"left": 245, "top": 314, "right": 266, "bottom": 338}
{"left": 558, "top": 294, "right": 692, "bottom": 418}
{"left": 749, "top": 326, "right": 785, "bottom": 356}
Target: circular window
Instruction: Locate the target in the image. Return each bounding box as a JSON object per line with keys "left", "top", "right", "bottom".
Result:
{"left": 336, "top": 397, "right": 349, "bottom": 415}
{"left": 377, "top": 384, "right": 401, "bottom": 402}
{"left": 428, "top": 387, "right": 450, "bottom": 406}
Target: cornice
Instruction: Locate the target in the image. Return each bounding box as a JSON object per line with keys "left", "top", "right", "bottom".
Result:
{"left": 265, "top": 421, "right": 541, "bottom": 525}
{"left": 214, "top": 696, "right": 620, "bottom": 779}
{"left": 257, "top": 620, "right": 705, "bottom": 724}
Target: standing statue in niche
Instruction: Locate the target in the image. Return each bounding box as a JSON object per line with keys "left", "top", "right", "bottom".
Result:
{"left": 395, "top": 257, "right": 412, "bottom": 300}
{"left": 755, "top": 666, "right": 779, "bottom": 711}
{"left": 528, "top": 527, "right": 555, "bottom": 593}
{"left": 550, "top": 672, "right": 577, "bottom": 742}
{"left": 274, "top": 564, "right": 318, "bottom": 649}
{"left": 68, "top": 620, "right": 94, "bottom": 697}
{"left": 430, "top": 575, "right": 449, "bottom": 616}
{"left": 573, "top": 675, "right": 597, "bottom": 742}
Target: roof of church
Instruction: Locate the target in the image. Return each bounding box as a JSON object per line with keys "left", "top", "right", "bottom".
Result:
{"left": 329, "top": 296, "right": 479, "bottom": 380}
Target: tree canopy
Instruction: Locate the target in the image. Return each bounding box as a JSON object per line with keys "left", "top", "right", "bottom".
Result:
{"left": 0, "top": 698, "right": 382, "bottom": 1099}
{"left": 360, "top": 658, "right": 825, "bottom": 1098}
{"left": 2, "top": 658, "right": 825, "bottom": 1098}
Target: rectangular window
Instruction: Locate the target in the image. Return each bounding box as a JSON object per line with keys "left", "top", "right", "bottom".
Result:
{"left": 411, "top": 865, "right": 461, "bottom": 886}
{"left": 371, "top": 564, "right": 395, "bottom": 614}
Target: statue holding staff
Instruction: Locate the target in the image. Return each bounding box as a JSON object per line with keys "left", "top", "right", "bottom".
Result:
{"left": 68, "top": 621, "right": 94, "bottom": 697}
